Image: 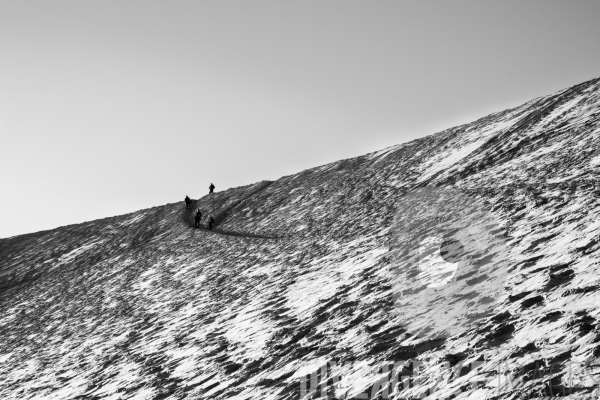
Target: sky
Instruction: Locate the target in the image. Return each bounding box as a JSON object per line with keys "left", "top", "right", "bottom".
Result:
{"left": 1, "top": 1, "right": 599, "bottom": 239}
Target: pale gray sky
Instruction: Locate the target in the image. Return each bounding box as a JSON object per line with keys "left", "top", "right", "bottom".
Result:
{"left": 1, "top": 1, "right": 599, "bottom": 238}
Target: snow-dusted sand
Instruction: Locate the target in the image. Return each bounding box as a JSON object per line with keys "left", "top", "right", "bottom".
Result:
{"left": 0, "top": 77, "right": 599, "bottom": 399}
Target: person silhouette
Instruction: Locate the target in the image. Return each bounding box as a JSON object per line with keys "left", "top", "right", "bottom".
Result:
{"left": 185, "top": 195, "right": 191, "bottom": 209}
{"left": 194, "top": 209, "right": 202, "bottom": 228}
{"left": 208, "top": 216, "right": 215, "bottom": 230}
{"left": 209, "top": 183, "right": 215, "bottom": 194}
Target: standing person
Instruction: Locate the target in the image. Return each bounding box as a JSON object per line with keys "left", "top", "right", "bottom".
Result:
{"left": 209, "top": 183, "right": 215, "bottom": 194}
{"left": 208, "top": 216, "right": 215, "bottom": 230}
{"left": 194, "top": 209, "right": 202, "bottom": 228}
{"left": 185, "top": 195, "right": 191, "bottom": 209}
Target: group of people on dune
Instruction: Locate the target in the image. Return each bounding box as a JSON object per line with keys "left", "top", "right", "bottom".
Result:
{"left": 185, "top": 183, "right": 216, "bottom": 231}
